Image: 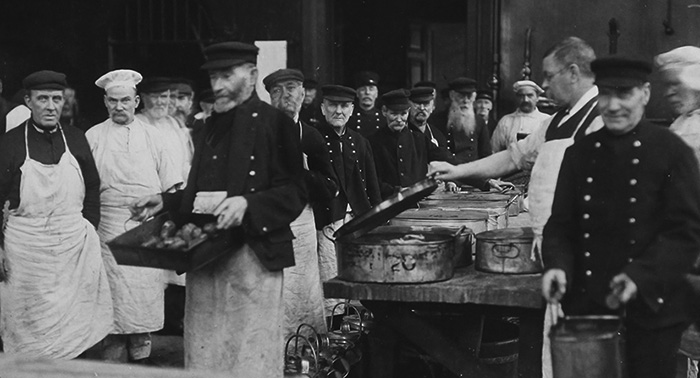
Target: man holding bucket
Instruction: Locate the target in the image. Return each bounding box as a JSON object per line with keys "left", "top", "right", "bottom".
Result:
{"left": 542, "top": 56, "right": 700, "bottom": 378}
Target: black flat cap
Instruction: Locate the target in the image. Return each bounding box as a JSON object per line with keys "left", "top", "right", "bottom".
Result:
{"left": 476, "top": 89, "right": 493, "bottom": 102}
{"left": 303, "top": 79, "right": 319, "bottom": 89}
{"left": 171, "top": 78, "right": 194, "bottom": 95}
{"left": 591, "top": 56, "right": 652, "bottom": 88}
{"left": 409, "top": 87, "right": 435, "bottom": 103}
{"left": 353, "top": 71, "right": 380, "bottom": 88}
{"left": 23, "top": 70, "right": 67, "bottom": 91}
{"left": 201, "top": 41, "right": 259, "bottom": 70}
{"left": 414, "top": 80, "right": 437, "bottom": 89}
{"left": 382, "top": 89, "right": 411, "bottom": 111}
{"left": 262, "top": 68, "right": 304, "bottom": 91}
{"left": 139, "top": 77, "right": 173, "bottom": 94}
{"left": 321, "top": 85, "right": 356, "bottom": 102}
{"left": 448, "top": 77, "right": 477, "bottom": 94}
{"left": 199, "top": 88, "right": 214, "bottom": 104}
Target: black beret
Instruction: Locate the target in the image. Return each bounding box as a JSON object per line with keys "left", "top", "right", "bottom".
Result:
{"left": 201, "top": 41, "right": 259, "bottom": 70}
{"left": 171, "top": 78, "right": 194, "bottom": 95}
{"left": 382, "top": 89, "right": 411, "bottom": 111}
{"left": 591, "top": 56, "right": 652, "bottom": 88}
{"left": 353, "top": 71, "right": 380, "bottom": 88}
{"left": 414, "top": 80, "right": 437, "bottom": 89}
{"left": 409, "top": 87, "right": 435, "bottom": 103}
{"left": 448, "top": 77, "right": 477, "bottom": 94}
{"left": 262, "top": 69, "right": 304, "bottom": 91}
{"left": 303, "top": 79, "right": 319, "bottom": 89}
{"left": 321, "top": 85, "right": 356, "bottom": 102}
{"left": 23, "top": 70, "right": 67, "bottom": 91}
{"left": 139, "top": 77, "right": 173, "bottom": 94}
{"left": 199, "top": 88, "right": 215, "bottom": 104}
{"left": 476, "top": 89, "right": 493, "bottom": 102}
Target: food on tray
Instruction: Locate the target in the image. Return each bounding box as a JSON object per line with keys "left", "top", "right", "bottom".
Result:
{"left": 390, "top": 234, "right": 426, "bottom": 244}
{"left": 140, "top": 221, "right": 219, "bottom": 250}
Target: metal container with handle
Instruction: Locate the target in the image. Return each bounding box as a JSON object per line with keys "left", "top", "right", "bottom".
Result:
{"left": 474, "top": 227, "right": 543, "bottom": 274}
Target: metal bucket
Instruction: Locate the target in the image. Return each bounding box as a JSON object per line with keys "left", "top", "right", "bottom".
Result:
{"left": 372, "top": 225, "right": 474, "bottom": 268}
{"left": 474, "top": 227, "right": 542, "bottom": 274}
{"left": 550, "top": 315, "right": 626, "bottom": 378}
{"left": 418, "top": 200, "right": 509, "bottom": 230}
{"left": 479, "top": 318, "right": 519, "bottom": 378}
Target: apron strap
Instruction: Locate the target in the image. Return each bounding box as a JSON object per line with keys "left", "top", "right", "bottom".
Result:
{"left": 23, "top": 121, "right": 71, "bottom": 161}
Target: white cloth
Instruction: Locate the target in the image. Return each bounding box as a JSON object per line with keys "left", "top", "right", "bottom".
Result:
{"left": 0, "top": 124, "right": 113, "bottom": 359}
{"left": 135, "top": 113, "right": 192, "bottom": 184}
{"left": 5, "top": 105, "right": 31, "bottom": 133}
{"left": 86, "top": 118, "right": 181, "bottom": 334}
{"left": 284, "top": 205, "right": 326, "bottom": 339}
{"left": 670, "top": 109, "right": 700, "bottom": 165}
{"left": 491, "top": 109, "right": 550, "bottom": 152}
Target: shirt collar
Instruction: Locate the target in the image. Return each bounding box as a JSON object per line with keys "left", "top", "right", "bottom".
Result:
{"left": 567, "top": 86, "right": 598, "bottom": 115}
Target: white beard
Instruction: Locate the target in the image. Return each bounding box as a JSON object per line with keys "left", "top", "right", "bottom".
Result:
{"left": 447, "top": 103, "right": 476, "bottom": 135}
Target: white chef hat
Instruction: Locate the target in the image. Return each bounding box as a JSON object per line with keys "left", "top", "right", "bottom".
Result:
{"left": 655, "top": 46, "right": 700, "bottom": 91}
{"left": 513, "top": 80, "right": 544, "bottom": 95}
{"left": 95, "top": 69, "right": 143, "bottom": 91}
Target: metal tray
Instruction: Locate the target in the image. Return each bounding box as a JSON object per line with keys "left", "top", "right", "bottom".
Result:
{"left": 107, "top": 212, "right": 243, "bottom": 273}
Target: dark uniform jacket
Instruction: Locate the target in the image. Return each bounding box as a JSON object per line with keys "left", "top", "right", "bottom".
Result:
{"left": 298, "top": 120, "right": 339, "bottom": 222}
{"left": 314, "top": 121, "right": 382, "bottom": 228}
{"left": 346, "top": 106, "right": 385, "bottom": 138}
{"left": 432, "top": 109, "right": 492, "bottom": 163}
{"left": 300, "top": 103, "right": 323, "bottom": 129}
{"left": 410, "top": 122, "right": 447, "bottom": 149}
{"left": 165, "top": 94, "right": 307, "bottom": 271}
{"left": 369, "top": 126, "right": 458, "bottom": 199}
{"left": 543, "top": 120, "right": 700, "bottom": 329}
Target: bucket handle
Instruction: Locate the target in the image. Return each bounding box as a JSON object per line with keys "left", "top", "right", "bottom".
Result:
{"left": 322, "top": 224, "right": 336, "bottom": 242}
{"left": 284, "top": 334, "right": 319, "bottom": 375}
{"left": 328, "top": 302, "right": 363, "bottom": 334}
{"left": 295, "top": 323, "right": 325, "bottom": 353}
{"left": 491, "top": 243, "right": 520, "bottom": 259}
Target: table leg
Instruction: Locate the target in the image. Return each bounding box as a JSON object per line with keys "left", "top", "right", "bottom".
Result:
{"left": 516, "top": 307, "right": 545, "bottom": 378}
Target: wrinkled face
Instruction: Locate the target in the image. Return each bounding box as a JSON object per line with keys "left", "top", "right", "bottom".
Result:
{"left": 303, "top": 88, "right": 317, "bottom": 105}
{"left": 25, "top": 89, "right": 64, "bottom": 127}
{"left": 105, "top": 86, "right": 139, "bottom": 125}
{"left": 409, "top": 99, "right": 435, "bottom": 125}
{"left": 449, "top": 90, "right": 475, "bottom": 109}
{"left": 541, "top": 54, "right": 571, "bottom": 106}
{"left": 142, "top": 90, "right": 170, "bottom": 119}
{"left": 383, "top": 107, "right": 410, "bottom": 132}
{"left": 516, "top": 87, "right": 539, "bottom": 113}
{"left": 321, "top": 99, "right": 353, "bottom": 130}
{"left": 167, "top": 89, "right": 178, "bottom": 116}
{"left": 356, "top": 85, "right": 378, "bottom": 109}
{"left": 175, "top": 92, "right": 193, "bottom": 117}
{"left": 62, "top": 87, "right": 76, "bottom": 117}
{"left": 597, "top": 84, "right": 649, "bottom": 135}
{"left": 660, "top": 67, "right": 700, "bottom": 116}
{"left": 474, "top": 98, "right": 492, "bottom": 119}
{"left": 209, "top": 64, "right": 255, "bottom": 112}
{"left": 269, "top": 80, "right": 305, "bottom": 117}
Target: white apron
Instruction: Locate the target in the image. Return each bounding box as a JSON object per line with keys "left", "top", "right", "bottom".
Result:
{"left": 92, "top": 124, "right": 167, "bottom": 334}
{"left": 0, "top": 124, "right": 113, "bottom": 359}
{"left": 284, "top": 204, "right": 326, "bottom": 339}
{"left": 184, "top": 191, "right": 284, "bottom": 378}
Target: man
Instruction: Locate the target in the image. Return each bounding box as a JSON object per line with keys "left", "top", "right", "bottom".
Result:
{"left": 136, "top": 77, "right": 191, "bottom": 184}
{"left": 299, "top": 78, "right": 322, "bottom": 128}
{"left": 430, "top": 37, "right": 604, "bottom": 378}
{"left": 315, "top": 84, "right": 382, "bottom": 313}
{"left": 491, "top": 80, "right": 550, "bottom": 152}
{"left": 346, "top": 70, "right": 384, "bottom": 137}
{"left": 171, "top": 78, "right": 195, "bottom": 128}
{"left": 131, "top": 41, "right": 307, "bottom": 377}
{"left": 408, "top": 86, "right": 446, "bottom": 148}
{"left": 263, "top": 68, "right": 339, "bottom": 337}
{"left": 474, "top": 89, "right": 496, "bottom": 134}
{"left": 432, "top": 77, "right": 492, "bottom": 163}
{"left": 191, "top": 88, "right": 214, "bottom": 145}
{"left": 86, "top": 69, "right": 182, "bottom": 363}
{"left": 542, "top": 56, "right": 700, "bottom": 378}
{"left": 0, "top": 70, "right": 112, "bottom": 358}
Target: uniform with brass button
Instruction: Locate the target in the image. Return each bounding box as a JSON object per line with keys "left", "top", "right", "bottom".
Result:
{"left": 346, "top": 70, "right": 385, "bottom": 138}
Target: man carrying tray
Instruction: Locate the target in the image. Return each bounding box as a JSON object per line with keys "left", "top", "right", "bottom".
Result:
{"left": 130, "top": 41, "right": 307, "bottom": 378}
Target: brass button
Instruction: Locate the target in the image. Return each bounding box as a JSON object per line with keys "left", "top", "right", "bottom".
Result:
{"left": 633, "top": 140, "right": 641, "bottom": 147}
{"left": 584, "top": 251, "right": 591, "bottom": 257}
{"left": 629, "top": 179, "right": 637, "bottom": 186}
{"left": 212, "top": 155, "right": 218, "bottom": 160}
{"left": 249, "top": 170, "right": 256, "bottom": 176}
{"left": 632, "top": 158, "right": 639, "bottom": 165}
{"left": 594, "top": 142, "right": 601, "bottom": 148}
{"left": 584, "top": 195, "right": 591, "bottom": 201}
{"left": 584, "top": 233, "right": 590, "bottom": 239}
{"left": 583, "top": 213, "right": 590, "bottom": 220}
{"left": 586, "top": 270, "right": 592, "bottom": 276}
{"left": 629, "top": 218, "right": 636, "bottom": 224}
{"left": 629, "top": 197, "right": 637, "bottom": 203}
{"left": 586, "top": 177, "right": 593, "bottom": 183}
{"left": 657, "top": 298, "right": 664, "bottom": 304}
{"left": 262, "top": 226, "right": 268, "bottom": 232}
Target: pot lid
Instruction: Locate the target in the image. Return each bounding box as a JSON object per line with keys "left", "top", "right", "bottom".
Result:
{"left": 426, "top": 191, "right": 514, "bottom": 201}
{"left": 475, "top": 227, "right": 534, "bottom": 241}
{"left": 419, "top": 199, "right": 510, "bottom": 209}
{"left": 334, "top": 176, "right": 439, "bottom": 239}
{"left": 394, "top": 208, "right": 489, "bottom": 220}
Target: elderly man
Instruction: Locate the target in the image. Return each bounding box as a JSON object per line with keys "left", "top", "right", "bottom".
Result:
{"left": 475, "top": 89, "right": 496, "bottom": 134}
{"left": 171, "top": 78, "right": 195, "bottom": 128}
{"left": 131, "top": 41, "right": 307, "bottom": 377}
{"left": 263, "top": 68, "right": 339, "bottom": 337}
{"left": 432, "top": 77, "right": 492, "bottom": 163}
{"left": 299, "top": 78, "right": 322, "bottom": 128}
{"left": 346, "top": 70, "right": 384, "bottom": 137}
{"left": 491, "top": 80, "right": 550, "bottom": 152}
{"left": 315, "top": 84, "right": 382, "bottom": 313}
{"left": 408, "top": 86, "right": 446, "bottom": 148}
{"left": 542, "top": 56, "right": 700, "bottom": 378}
{"left": 430, "top": 37, "right": 605, "bottom": 377}
{"left": 136, "top": 77, "right": 191, "bottom": 183}
{"left": 0, "top": 70, "right": 112, "bottom": 359}
{"left": 86, "top": 69, "right": 182, "bottom": 363}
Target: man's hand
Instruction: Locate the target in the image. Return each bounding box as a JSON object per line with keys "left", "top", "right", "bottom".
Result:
{"left": 487, "top": 179, "right": 516, "bottom": 193}
{"left": 445, "top": 182, "right": 461, "bottom": 193}
{"left": 429, "top": 161, "right": 460, "bottom": 181}
{"left": 542, "top": 269, "right": 567, "bottom": 303}
{"left": 607, "top": 273, "right": 638, "bottom": 309}
{"left": 0, "top": 245, "right": 9, "bottom": 283}
{"left": 213, "top": 196, "right": 248, "bottom": 230}
{"left": 129, "top": 194, "right": 163, "bottom": 222}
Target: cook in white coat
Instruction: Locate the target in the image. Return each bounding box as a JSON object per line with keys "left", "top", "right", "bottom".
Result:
{"left": 86, "top": 69, "right": 182, "bottom": 363}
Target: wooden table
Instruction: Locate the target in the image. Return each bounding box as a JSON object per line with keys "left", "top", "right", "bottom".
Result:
{"left": 324, "top": 265, "right": 545, "bottom": 378}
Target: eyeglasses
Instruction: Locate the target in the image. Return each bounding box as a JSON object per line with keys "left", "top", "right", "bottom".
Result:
{"left": 543, "top": 65, "right": 570, "bottom": 82}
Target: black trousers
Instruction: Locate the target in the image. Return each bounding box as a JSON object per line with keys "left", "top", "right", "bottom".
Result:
{"left": 626, "top": 321, "right": 687, "bottom": 378}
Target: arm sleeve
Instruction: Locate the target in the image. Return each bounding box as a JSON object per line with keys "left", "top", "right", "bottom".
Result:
{"left": 304, "top": 129, "right": 339, "bottom": 203}
{"left": 72, "top": 131, "right": 101, "bottom": 229}
{"left": 0, "top": 133, "right": 21, "bottom": 244}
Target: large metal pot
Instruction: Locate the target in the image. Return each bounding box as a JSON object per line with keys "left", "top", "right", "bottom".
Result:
{"left": 419, "top": 199, "right": 510, "bottom": 230}
{"left": 426, "top": 190, "right": 523, "bottom": 216}
{"left": 373, "top": 224, "right": 472, "bottom": 267}
{"left": 331, "top": 229, "right": 455, "bottom": 283}
{"left": 474, "top": 227, "right": 543, "bottom": 274}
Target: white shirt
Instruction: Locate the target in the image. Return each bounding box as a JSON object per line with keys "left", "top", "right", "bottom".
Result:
{"left": 136, "top": 113, "right": 193, "bottom": 183}
{"left": 670, "top": 108, "right": 700, "bottom": 166}
{"left": 490, "top": 108, "right": 550, "bottom": 152}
